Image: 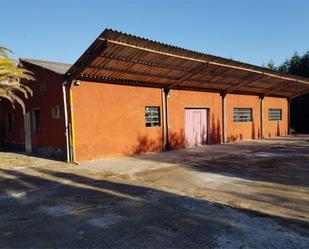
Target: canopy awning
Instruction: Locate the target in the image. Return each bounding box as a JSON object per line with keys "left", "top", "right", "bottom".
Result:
{"left": 65, "top": 29, "right": 309, "bottom": 99}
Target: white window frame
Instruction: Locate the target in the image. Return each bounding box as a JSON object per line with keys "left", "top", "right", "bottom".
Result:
{"left": 145, "top": 106, "right": 161, "bottom": 127}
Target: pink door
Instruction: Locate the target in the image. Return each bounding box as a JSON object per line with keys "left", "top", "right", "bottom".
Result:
{"left": 185, "top": 109, "right": 208, "bottom": 147}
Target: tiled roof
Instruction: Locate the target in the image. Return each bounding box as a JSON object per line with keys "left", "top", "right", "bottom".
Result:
{"left": 20, "top": 58, "right": 72, "bottom": 75}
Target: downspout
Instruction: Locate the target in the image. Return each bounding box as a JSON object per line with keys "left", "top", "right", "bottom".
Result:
{"left": 62, "top": 81, "right": 70, "bottom": 162}
{"left": 69, "top": 87, "right": 76, "bottom": 162}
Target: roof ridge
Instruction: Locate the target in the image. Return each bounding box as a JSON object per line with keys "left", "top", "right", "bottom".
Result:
{"left": 20, "top": 58, "right": 72, "bottom": 66}
{"left": 20, "top": 58, "right": 72, "bottom": 75}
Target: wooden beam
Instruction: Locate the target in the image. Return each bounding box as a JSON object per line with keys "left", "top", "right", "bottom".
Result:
{"left": 263, "top": 81, "right": 298, "bottom": 97}
{"left": 100, "top": 55, "right": 259, "bottom": 84}
{"left": 78, "top": 75, "right": 164, "bottom": 88}
{"left": 167, "top": 63, "right": 209, "bottom": 88}
{"left": 87, "top": 64, "right": 283, "bottom": 93}
{"left": 198, "top": 69, "right": 257, "bottom": 82}
{"left": 223, "top": 74, "right": 264, "bottom": 94}
{"left": 86, "top": 65, "right": 178, "bottom": 82}
{"left": 172, "top": 85, "right": 224, "bottom": 94}
{"left": 290, "top": 88, "right": 309, "bottom": 99}
{"left": 176, "top": 77, "right": 287, "bottom": 92}
{"left": 101, "top": 38, "right": 309, "bottom": 85}
{"left": 188, "top": 79, "right": 232, "bottom": 87}
{"left": 203, "top": 68, "right": 238, "bottom": 83}
{"left": 100, "top": 54, "right": 192, "bottom": 73}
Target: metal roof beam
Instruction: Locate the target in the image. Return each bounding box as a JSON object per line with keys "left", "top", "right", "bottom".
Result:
{"left": 86, "top": 65, "right": 178, "bottom": 82}
{"left": 167, "top": 63, "right": 209, "bottom": 89}
{"left": 100, "top": 38, "right": 309, "bottom": 85}
{"left": 100, "top": 55, "right": 259, "bottom": 84}
{"left": 262, "top": 81, "right": 298, "bottom": 97}
{"left": 78, "top": 75, "right": 164, "bottom": 88}
{"left": 100, "top": 54, "right": 192, "bottom": 73}
{"left": 223, "top": 74, "right": 264, "bottom": 94}
{"left": 290, "top": 88, "right": 309, "bottom": 99}
{"left": 202, "top": 68, "right": 238, "bottom": 83}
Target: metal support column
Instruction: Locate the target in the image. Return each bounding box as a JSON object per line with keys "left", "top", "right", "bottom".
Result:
{"left": 163, "top": 87, "right": 170, "bottom": 150}
{"left": 260, "top": 96, "right": 264, "bottom": 139}
{"left": 288, "top": 98, "right": 291, "bottom": 135}
{"left": 221, "top": 93, "right": 227, "bottom": 143}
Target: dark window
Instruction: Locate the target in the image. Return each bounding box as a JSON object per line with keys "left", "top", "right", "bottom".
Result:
{"left": 269, "top": 109, "right": 282, "bottom": 121}
{"left": 233, "top": 108, "right": 253, "bottom": 122}
{"left": 51, "top": 105, "right": 62, "bottom": 119}
{"left": 6, "top": 113, "right": 12, "bottom": 132}
{"left": 145, "top": 106, "right": 160, "bottom": 127}
{"left": 39, "top": 80, "right": 48, "bottom": 92}
{"left": 32, "top": 109, "right": 42, "bottom": 134}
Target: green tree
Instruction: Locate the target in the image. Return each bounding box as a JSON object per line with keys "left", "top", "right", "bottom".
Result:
{"left": 268, "top": 51, "right": 309, "bottom": 133}
{"left": 266, "top": 59, "right": 276, "bottom": 70}
{"left": 276, "top": 52, "right": 309, "bottom": 77}
{"left": 0, "top": 47, "right": 33, "bottom": 112}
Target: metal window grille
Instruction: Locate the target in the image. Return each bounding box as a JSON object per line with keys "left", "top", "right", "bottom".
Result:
{"left": 233, "top": 108, "right": 253, "bottom": 122}
{"left": 145, "top": 106, "right": 160, "bottom": 127}
{"left": 269, "top": 109, "right": 282, "bottom": 121}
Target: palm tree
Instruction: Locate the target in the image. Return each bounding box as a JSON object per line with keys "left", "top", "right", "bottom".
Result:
{"left": 0, "top": 47, "right": 34, "bottom": 113}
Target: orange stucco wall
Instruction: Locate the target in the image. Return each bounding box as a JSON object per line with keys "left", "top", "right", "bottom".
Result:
{"left": 263, "top": 97, "right": 288, "bottom": 137}
{"left": 72, "top": 81, "right": 163, "bottom": 161}
{"left": 168, "top": 89, "right": 223, "bottom": 148}
{"left": 226, "top": 94, "right": 261, "bottom": 141}
{"left": 72, "top": 84, "right": 289, "bottom": 161}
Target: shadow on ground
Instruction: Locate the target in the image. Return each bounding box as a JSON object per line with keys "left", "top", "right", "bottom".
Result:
{"left": 135, "top": 135, "right": 309, "bottom": 187}
{"left": 0, "top": 166, "right": 308, "bottom": 249}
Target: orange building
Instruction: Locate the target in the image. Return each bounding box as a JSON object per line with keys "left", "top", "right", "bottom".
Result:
{"left": 1, "top": 29, "right": 309, "bottom": 162}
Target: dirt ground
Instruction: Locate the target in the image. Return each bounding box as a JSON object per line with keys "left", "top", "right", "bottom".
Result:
{"left": 0, "top": 135, "right": 308, "bottom": 248}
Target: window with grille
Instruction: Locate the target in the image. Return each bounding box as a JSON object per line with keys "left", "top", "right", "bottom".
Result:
{"left": 233, "top": 108, "right": 253, "bottom": 122}
{"left": 39, "top": 80, "right": 48, "bottom": 92}
{"left": 269, "top": 109, "right": 282, "bottom": 121}
{"left": 145, "top": 106, "right": 160, "bottom": 127}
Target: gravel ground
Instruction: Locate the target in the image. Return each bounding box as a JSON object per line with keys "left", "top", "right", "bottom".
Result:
{"left": 0, "top": 135, "right": 308, "bottom": 248}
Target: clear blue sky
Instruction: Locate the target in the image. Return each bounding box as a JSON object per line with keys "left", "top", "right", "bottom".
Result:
{"left": 1, "top": 0, "right": 308, "bottom": 67}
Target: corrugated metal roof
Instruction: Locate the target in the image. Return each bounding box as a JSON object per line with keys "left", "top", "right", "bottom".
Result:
{"left": 99, "top": 29, "right": 309, "bottom": 84}
{"left": 65, "top": 28, "right": 309, "bottom": 98}
{"left": 20, "top": 58, "right": 72, "bottom": 75}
